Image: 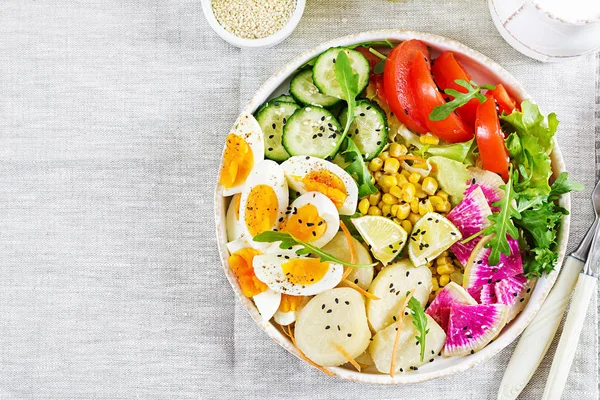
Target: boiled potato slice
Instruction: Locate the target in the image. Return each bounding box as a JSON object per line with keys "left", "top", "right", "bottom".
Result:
{"left": 366, "top": 260, "right": 432, "bottom": 332}
{"left": 369, "top": 314, "right": 446, "bottom": 374}
{"left": 295, "top": 288, "right": 371, "bottom": 367}
{"left": 322, "top": 232, "right": 374, "bottom": 290}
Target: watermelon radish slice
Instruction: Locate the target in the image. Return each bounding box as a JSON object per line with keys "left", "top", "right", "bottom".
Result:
{"left": 506, "top": 278, "right": 536, "bottom": 323}
{"left": 426, "top": 282, "right": 476, "bottom": 331}
{"left": 494, "top": 275, "right": 528, "bottom": 306}
{"left": 466, "top": 167, "right": 504, "bottom": 212}
{"left": 463, "top": 235, "right": 524, "bottom": 290}
{"left": 446, "top": 187, "right": 492, "bottom": 266}
{"left": 479, "top": 284, "right": 496, "bottom": 304}
{"left": 442, "top": 303, "right": 508, "bottom": 357}
{"left": 467, "top": 286, "right": 482, "bottom": 303}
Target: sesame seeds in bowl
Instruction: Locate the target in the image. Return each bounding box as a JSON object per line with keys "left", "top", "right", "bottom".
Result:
{"left": 201, "top": 0, "right": 306, "bottom": 48}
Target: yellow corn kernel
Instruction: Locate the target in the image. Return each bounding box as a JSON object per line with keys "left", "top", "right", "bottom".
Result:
{"left": 422, "top": 177, "right": 439, "bottom": 196}
{"left": 435, "top": 200, "right": 451, "bottom": 213}
{"left": 401, "top": 169, "right": 411, "bottom": 177}
{"left": 389, "top": 185, "right": 403, "bottom": 199}
{"left": 408, "top": 172, "right": 421, "bottom": 184}
{"left": 418, "top": 199, "right": 434, "bottom": 215}
{"left": 414, "top": 182, "right": 427, "bottom": 198}
{"left": 374, "top": 171, "right": 383, "bottom": 181}
{"left": 413, "top": 163, "right": 429, "bottom": 170}
{"left": 401, "top": 219, "right": 412, "bottom": 233}
{"left": 381, "top": 204, "right": 392, "bottom": 217}
{"left": 437, "top": 256, "right": 452, "bottom": 265}
{"left": 440, "top": 251, "right": 449, "bottom": 257}
{"left": 439, "top": 274, "right": 450, "bottom": 287}
{"left": 379, "top": 151, "right": 389, "bottom": 161}
{"left": 437, "top": 190, "right": 449, "bottom": 200}
{"left": 369, "top": 192, "right": 381, "bottom": 206}
{"left": 368, "top": 206, "right": 382, "bottom": 216}
{"left": 369, "top": 158, "right": 383, "bottom": 172}
{"left": 389, "top": 142, "right": 403, "bottom": 158}
{"left": 381, "top": 175, "right": 398, "bottom": 188}
{"left": 395, "top": 173, "right": 408, "bottom": 186}
{"left": 401, "top": 182, "right": 416, "bottom": 202}
{"left": 419, "top": 133, "right": 440, "bottom": 145}
{"left": 378, "top": 201, "right": 385, "bottom": 209}
{"left": 431, "top": 277, "right": 440, "bottom": 291}
{"left": 396, "top": 203, "right": 411, "bottom": 220}
{"left": 383, "top": 157, "right": 401, "bottom": 174}
{"left": 391, "top": 204, "right": 399, "bottom": 217}
{"left": 409, "top": 199, "right": 419, "bottom": 214}
{"left": 358, "top": 198, "right": 370, "bottom": 215}
{"left": 437, "top": 263, "right": 456, "bottom": 275}
{"left": 382, "top": 193, "right": 397, "bottom": 205}
{"left": 407, "top": 212, "right": 421, "bottom": 225}
{"left": 429, "top": 195, "right": 444, "bottom": 207}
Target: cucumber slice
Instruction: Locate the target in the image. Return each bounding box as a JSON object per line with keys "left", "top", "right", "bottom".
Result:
{"left": 290, "top": 69, "right": 341, "bottom": 108}
{"left": 255, "top": 102, "right": 300, "bottom": 162}
{"left": 313, "top": 48, "right": 370, "bottom": 99}
{"left": 270, "top": 94, "right": 297, "bottom": 104}
{"left": 339, "top": 100, "right": 388, "bottom": 160}
{"left": 282, "top": 107, "right": 344, "bottom": 159}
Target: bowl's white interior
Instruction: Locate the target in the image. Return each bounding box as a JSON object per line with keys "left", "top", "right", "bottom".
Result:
{"left": 213, "top": 30, "right": 570, "bottom": 384}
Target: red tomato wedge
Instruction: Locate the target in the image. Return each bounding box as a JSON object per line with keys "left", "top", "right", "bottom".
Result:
{"left": 475, "top": 95, "right": 509, "bottom": 181}
{"left": 488, "top": 83, "right": 517, "bottom": 115}
{"left": 410, "top": 52, "right": 472, "bottom": 143}
{"left": 431, "top": 51, "right": 479, "bottom": 130}
{"left": 370, "top": 74, "right": 388, "bottom": 105}
{"left": 383, "top": 40, "right": 430, "bottom": 134}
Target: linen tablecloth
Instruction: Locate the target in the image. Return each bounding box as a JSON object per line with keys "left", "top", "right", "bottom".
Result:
{"left": 0, "top": 0, "right": 598, "bottom": 398}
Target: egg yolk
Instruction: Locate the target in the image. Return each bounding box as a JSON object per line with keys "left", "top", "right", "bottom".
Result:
{"left": 278, "top": 294, "right": 306, "bottom": 312}
{"left": 301, "top": 170, "right": 347, "bottom": 209}
{"left": 281, "top": 258, "right": 330, "bottom": 286}
{"left": 228, "top": 248, "right": 266, "bottom": 298}
{"left": 245, "top": 184, "right": 279, "bottom": 237}
{"left": 281, "top": 204, "right": 327, "bottom": 242}
{"left": 219, "top": 134, "right": 254, "bottom": 188}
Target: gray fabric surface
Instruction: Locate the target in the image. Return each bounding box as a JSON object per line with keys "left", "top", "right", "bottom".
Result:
{"left": 0, "top": 0, "right": 597, "bottom": 398}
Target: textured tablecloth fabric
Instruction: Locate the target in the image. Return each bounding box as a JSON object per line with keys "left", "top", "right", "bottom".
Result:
{"left": 0, "top": 0, "right": 597, "bottom": 399}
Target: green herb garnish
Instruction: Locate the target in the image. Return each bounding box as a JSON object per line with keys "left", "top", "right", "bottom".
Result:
{"left": 429, "top": 80, "right": 495, "bottom": 121}
{"left": 252, "top": 231, "right": 377, "bottom": 268}
{"left": 407, "top": 296, "right": 429, "bottom": 363}
{"left": 340, "top": 137, "right": 378, "bottom": 198}
{"left": 334, "top": 50, "right": 361, "bottom": 139}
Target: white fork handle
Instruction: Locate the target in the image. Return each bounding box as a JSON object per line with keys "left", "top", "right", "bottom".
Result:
{"left": 497, "top": 256, "right": 584, "bottom": 400}
{"left": 541, "top": 273, "right": 597, "bottom": 400}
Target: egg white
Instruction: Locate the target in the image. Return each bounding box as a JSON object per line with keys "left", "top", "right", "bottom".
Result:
{"left": 222, "top": 113, "right": 265, "bottom": 197}
{"left": 273, "top": 310, "right": 296, "bottom": 326}
{"left": 285, "top": 192, "right": 339, "bottom": 248}
{"left": 238, "top": 160, "right": 289, "bottom": 244}
{"left": 281, "top": 156, "right": 358, "bottom": 215}
{"left": 253, "top": 288, "right": 281, "bottom": 322}
{"left": 252, "top": 254, "right": 343, "bottom": 296}
{"left": 226, "top": 194, "right": 243, "bottom": 242}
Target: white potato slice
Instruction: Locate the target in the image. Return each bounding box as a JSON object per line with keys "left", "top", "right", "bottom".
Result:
{"left": 295, "top": 288, "right": 371, "bottom": 367}
{"left": 369, "top": 314, "right": 446, "bottom": 374}
{"left": 366, "top": 260, "right": 432, "bottom": 332}
{"left": 322, "top": 231, "right": 375, "bottom": 290}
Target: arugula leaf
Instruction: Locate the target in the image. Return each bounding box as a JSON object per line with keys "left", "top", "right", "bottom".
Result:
{"left": 339, "top": 212, "right": 363, "bottom": 240}
{"left": 334, "top": 50, "right": 361, "bottom": 139}
{"left": 341, "top": 137, "right": 378, "bottom": 198}
{"left": 516, "top": 201, "right": 566, "bottom": 249}
{"left": 550, "top": 172, "right": 584, "bottom": 197}
{"left": 252, "top": 231, "right": 377, "bottom": 268}
{"left": 429, "top": 80, "right": 495, "bottom": 121}
{"left": 407, "top": 297, "right": 429, "bottom": 363}
{"left": 482, "top": 170, "right": 521, "bottom": 265}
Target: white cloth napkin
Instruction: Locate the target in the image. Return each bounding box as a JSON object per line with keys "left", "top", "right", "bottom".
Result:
{"left": 0, "top": 0, "right": 597, "bottom": 398}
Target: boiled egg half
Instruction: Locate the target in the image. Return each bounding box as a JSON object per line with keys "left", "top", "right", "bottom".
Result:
{"left": 281, "top": 156, "right": 358, "bottom": 215}
{"left": 281, "top": 192, "right": 339, "bottom": 248}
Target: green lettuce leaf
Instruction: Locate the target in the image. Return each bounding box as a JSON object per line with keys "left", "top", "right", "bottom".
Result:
{"left": 427, "top": 156, "right": 470, "bottom": 204}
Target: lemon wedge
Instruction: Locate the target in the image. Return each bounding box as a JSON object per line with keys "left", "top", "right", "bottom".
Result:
{"left": 351, "top": 216, "right": 408, "bottom": 265}
{"left": 408, "top": 212, "right": 462, "bottom": 267}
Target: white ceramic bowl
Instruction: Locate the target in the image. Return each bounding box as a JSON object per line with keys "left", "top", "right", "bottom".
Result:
{"left": 201, "top": 0, "right": 306, "bottom": 48}
{"left": 213, "top": 30, "right": 571, "bottom": 383}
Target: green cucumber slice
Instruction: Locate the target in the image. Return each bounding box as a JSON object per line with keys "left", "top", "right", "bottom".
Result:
{"left": 282, "top": 106, "right": 343, "bottom": 159}
{"left": 290, "top": 69, "right": 341, "bottom": 108}
{"left": 313, "top": 48, "right": 370, "bottom": 99}
{"left": 339, "top": 100, "right": 388, "bottom": 160}
{"left": 256, "top": 102, "right": 300, "bottom": 161}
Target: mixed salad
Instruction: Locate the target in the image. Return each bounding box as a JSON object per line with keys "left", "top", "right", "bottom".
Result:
{"left": 219, "top": 39, "right": 582, "bottom": 376}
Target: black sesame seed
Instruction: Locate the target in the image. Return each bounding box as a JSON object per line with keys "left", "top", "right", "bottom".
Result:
{"left": 347, "top": 333, "right": 352, "bottom": 337}
{"left": 322, "top": 304, "right": 325, "bottom": 309}
{"left": 306, "top": 222, "right": 314, "bottom": 227}
{"left": 359, "top": 113, "right": 365, "bottom": 117}
{"left": 335, "top": 298, "right": 339, "bottom": 304}
{"left": 321, "top": 116, "right": 325, "bottom": 121}
{"left": 269, "top": 135, "right": 274, "bottom": 139}
{"left": 337, "top": 325, "right": 341, "bottom": 331}
{"left": 325, "top": 325, "right": 330, "bottom": 330}
{"left": 470, "top": 350, "right": 475, "bottom": 355}
{"left": 272, "top": 123, "right": 276, "bottom": 129}
{"left": 345, "top": 300, "right": 350, "bottom": 305}
{"left": 327, "top": 309, "right": 332, "bottom": 313}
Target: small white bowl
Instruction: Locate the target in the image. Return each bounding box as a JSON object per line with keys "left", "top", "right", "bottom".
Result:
{"left": 214, "top": 30, "right": 571, "bottom": 383}
{"left": 201, "top": 0, "right": 306, "bottom": 49}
